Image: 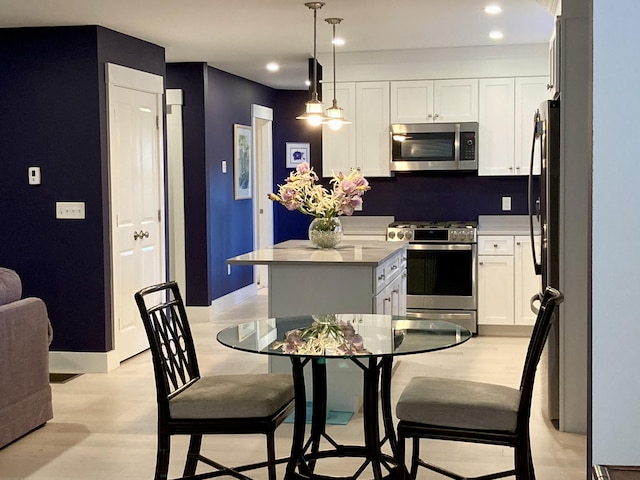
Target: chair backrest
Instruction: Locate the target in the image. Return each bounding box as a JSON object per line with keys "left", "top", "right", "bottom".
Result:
{"left": 134, "top": 281, "right": 201, "bottom": 411}
{"left": 517, "top": 286, "right": 564, "bottom": 426}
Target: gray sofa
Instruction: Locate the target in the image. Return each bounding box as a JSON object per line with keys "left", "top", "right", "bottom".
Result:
{"left": 0, "top": 267, "right": 53, "bottom": 448}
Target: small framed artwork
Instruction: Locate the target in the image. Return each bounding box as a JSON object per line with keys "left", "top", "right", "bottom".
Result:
{"left": 286, "top": 142, "right": 310, "bottom": 168}
{"left": 234, "top": 124, "right": 252, "bottom": 200}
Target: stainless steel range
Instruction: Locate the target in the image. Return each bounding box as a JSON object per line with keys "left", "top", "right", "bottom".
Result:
{"left": 387, "top": 221, "right": 478, "bottom": 333}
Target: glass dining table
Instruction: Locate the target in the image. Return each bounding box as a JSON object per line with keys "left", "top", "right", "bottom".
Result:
{"left": 217, "top": 313, "right": 471, "bottom": 480}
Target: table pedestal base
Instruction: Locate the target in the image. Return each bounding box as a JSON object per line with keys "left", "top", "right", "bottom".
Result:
{"left": 286, "top": 356, "right": 405, "bottom": 480}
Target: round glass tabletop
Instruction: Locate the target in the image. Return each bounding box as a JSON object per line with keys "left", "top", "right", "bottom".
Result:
{"left": 217, "top": 313, "right": 471, "bottom": 358}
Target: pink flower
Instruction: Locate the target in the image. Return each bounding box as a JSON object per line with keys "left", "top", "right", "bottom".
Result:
{"left": 339, "top": 179, "right": 357, "bottom": 195}
{"left": 296, "top": 162, "right": 311, "bottom": 175}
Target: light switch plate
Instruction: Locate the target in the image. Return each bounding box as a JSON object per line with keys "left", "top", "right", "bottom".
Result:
{"left": 56, "top": 202, "right": 85, "bottom": 219}
{"left": 502, "top": 196, "right": 512, "bottom": 211}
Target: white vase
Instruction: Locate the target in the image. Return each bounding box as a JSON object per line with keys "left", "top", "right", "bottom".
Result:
{"left": 308, "top": 217, "right": 343, "bottom": 249}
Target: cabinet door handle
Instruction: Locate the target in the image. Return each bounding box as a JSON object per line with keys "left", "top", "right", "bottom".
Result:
{"left": 493, "top": 244, "right": 498, "bottom": 248}
{"left": 433, "top": 113, "right": 440, "bottom": 119}
{"left": 516, "top": 242, "right": 521, "bottom": 246}
{"left": 378, "top": 274, "right": 385, "bottom": 281}
{"left": 479, "top": 261, "right": 484, "bottom": 266}
{"left": 390, "top": 265, "right": 398, "bottom": 270}
{"left": 547, "top": 83, "right": 554, "bottom": 90}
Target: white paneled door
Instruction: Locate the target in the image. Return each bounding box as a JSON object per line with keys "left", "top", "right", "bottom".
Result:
{"left": 108, "top": 64, "right": 165, "bottom": 363}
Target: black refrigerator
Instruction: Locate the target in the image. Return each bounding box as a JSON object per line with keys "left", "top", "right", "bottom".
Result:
{"left": 528, "top": 98, "right": 561, "bottom": 425}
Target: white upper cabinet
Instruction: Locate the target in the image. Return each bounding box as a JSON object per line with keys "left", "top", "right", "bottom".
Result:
{"left": 514, "top": 77, "right": 549, "bottom": 175}
{"left": 322, "top": 82, "right": 356, "bottom": 177}
{"left": 322, "top": 81, "right": 390, "bottom": 178}
{"left": 390, "top": 79, "right": 478, "bottom": 124}
{"left": 478, "top": 78, "right": 515, "bottom": 176}
{"left": 478, "top": 76, "right": 549, "bottom": 176}
{"left": 355, "top": 82, "right": 391, "bottom": 178}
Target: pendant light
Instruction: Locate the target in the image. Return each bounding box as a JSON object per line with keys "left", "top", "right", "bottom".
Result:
{"left": 323, "top": 17, "right": 351, "bottom": 131}
{"left": 296, "top": 2, "right": 329, "bottom": 127}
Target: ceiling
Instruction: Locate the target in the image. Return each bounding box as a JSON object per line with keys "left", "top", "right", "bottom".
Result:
{"left": 0, "top": 0, "right": 555, "bottom": 90}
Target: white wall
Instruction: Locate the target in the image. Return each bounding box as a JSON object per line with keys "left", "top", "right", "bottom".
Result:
{"left": 592, "top": 0, "right": 640, "bottom": 466}
{"left": 318, "top": 44, "right": 549, "bottom": 83}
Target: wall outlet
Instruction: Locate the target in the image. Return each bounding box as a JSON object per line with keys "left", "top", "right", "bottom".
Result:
{"left": 502, "top": 196, "right": 512, "bottom": 211}
{"left": 56, "top": 202, "right": 85, "bottom": 219}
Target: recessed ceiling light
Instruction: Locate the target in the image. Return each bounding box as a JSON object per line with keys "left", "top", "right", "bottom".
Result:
{"left": 489, "top": 30, "right": 504, "bottom": 40}
{"left": 484, "top": 5, "right": 502, "bottom": 15}
{"left": 332, "top": 37, "right": 345, "bottom": 46}
{"left": 266, "top": 62, "right": 279, "bottom": 72}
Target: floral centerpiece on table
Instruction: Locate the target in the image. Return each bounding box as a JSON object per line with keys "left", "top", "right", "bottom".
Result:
{"left": 273, "top": 315, "right": 369, "bottom": 356}
{"left": 268, "top": 162, "right": 370, "bottom": 248}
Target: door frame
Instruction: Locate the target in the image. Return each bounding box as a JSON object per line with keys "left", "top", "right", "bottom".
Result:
{"left": 252, "top": 104, "right": 274, "bottom": 288}
{"left": 106, "top": 63, "right": 166, "bottom": 363}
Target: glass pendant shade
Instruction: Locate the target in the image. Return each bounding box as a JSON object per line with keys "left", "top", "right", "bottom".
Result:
{"left": 325, "top": 99, "right": 351, "bottom": 131}
{"left": 296, "top": 96, "right": 326, "bottom": 126}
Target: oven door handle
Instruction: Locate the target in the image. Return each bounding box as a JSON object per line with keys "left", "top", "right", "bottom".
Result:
{"left": 406, "top": 243, "right": 474, "bottom": 251}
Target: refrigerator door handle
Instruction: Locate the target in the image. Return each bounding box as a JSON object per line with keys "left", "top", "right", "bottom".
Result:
{"left": 530, "top": 292, "right": 542, "bottom": 315}
{"left": 529, "top": 110, "right": 543, "bottom": 275}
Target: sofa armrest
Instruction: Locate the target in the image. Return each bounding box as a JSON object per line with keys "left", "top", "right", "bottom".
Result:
{"left": 0, "top": 297, "right": 52, "bottom": 411}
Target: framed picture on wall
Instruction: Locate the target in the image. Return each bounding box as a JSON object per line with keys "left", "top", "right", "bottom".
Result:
{"left": 286, "top": 142, "right": 310, "bottom": 168}
{"left": 234, "top": 124, "right": 252, "bottom": 200}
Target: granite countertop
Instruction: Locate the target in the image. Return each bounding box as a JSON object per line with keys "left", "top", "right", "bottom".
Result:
{"left": 227, "top": 239, "right": 405, "bottom": 266}
{"left": 478, "top": 215, "right": 540, "bottom": 236}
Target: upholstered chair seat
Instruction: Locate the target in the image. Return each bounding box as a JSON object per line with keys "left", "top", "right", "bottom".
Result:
{"left": 396, "top": 377, "right": 521, "bottom": 432}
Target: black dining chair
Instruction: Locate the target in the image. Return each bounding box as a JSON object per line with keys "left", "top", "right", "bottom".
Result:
{"left": 134, "top": 281, "right": 295, "bottom": 480}
{"left": 395, "top": 286, "right": 564, "bottom": 480}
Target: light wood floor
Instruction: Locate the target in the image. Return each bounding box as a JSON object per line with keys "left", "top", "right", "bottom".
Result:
{"left": 0, "top": 290, "right": 586, "bottom": 479}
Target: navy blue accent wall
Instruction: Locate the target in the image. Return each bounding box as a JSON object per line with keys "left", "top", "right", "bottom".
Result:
{"left": 272, "top": 90, "right": 323, "bottom": 243}
{"left": 167, "top": 64, "right": 279, "bottom": 305}
{"left": 166, "top": 63, "right": 209, "bottom": 306}
{"left": 0, "top": 26, "right": 164, "bottom": 352}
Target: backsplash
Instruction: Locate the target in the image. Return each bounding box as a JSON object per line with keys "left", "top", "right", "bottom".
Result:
{"left": 361, "top": 171, "right": 535, "bottom": 221}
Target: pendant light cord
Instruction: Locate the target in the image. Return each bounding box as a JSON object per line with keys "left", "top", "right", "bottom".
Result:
{"left": 312, "top": 5, "right": 319, "bottom": 101}
{"left": 332, "top": 22, "right": 337, "bottom": 103}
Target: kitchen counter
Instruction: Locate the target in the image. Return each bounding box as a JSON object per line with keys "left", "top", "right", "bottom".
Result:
{"left": 478, "top": 215, "right": 540, "bottom": 236}
{"left": 227, "top": 239, "right": 403, "bottom": 266}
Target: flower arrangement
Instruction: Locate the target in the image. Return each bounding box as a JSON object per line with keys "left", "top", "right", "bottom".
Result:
{"left": 268, "top": 162, "right": 370, "bottom": 219}
{"left": 273, "top": 315, "right": 369, "bottom": 356}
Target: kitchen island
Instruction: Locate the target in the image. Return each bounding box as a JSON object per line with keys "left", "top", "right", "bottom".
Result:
{"left": 227, "top": 239, "right": 407, "bottom": 412}
{"left": 227, "top": 239, "right": 407, "bottom": 318}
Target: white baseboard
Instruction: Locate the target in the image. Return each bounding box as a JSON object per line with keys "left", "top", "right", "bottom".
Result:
{"left": 185, "top": 283, "right": 257, "bottom": 323}
{"left": 48, "top": 284, "right": 259, "bottom": 372}
{"left": 49, "top": 350, "right": 120, "bottom": 374}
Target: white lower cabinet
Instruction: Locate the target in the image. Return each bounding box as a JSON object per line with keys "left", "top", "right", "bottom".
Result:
{"left": 374, "top": 252, "right": 407, "bottom": 315}
{"left": 478, "top": 235, "right": 541, "bottom": 326}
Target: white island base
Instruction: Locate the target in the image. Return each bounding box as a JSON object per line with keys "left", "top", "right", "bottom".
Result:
{"left": 227, "top": 240, "right": 407, "bottom": 413}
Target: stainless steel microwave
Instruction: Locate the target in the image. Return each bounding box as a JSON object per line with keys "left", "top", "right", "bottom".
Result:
{"left": 390, "top": 122, "right": 478, "bottom": 172}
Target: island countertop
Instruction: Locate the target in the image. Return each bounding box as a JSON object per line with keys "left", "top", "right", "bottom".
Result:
{"left": 227, "top": 239, "right": 406, "bottom": 266}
